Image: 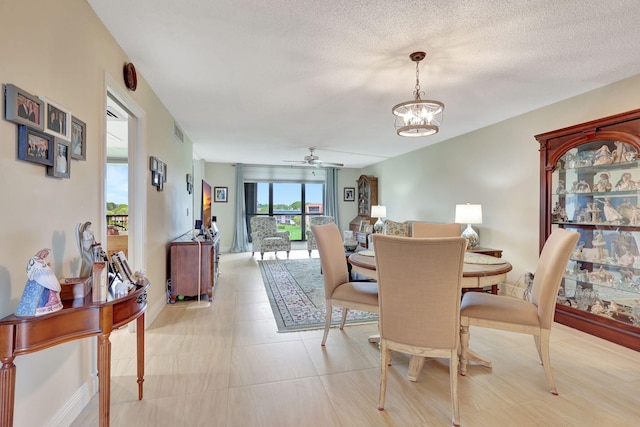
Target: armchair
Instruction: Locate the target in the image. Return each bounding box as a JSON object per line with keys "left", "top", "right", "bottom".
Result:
{"left": 249, "top": 216, "right": 291, "bottom": 260}
{"left": 305, "top": 216, "right": 335, "bottom": 256}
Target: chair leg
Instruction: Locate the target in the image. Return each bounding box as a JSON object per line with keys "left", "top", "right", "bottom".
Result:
{"left": 286, "top": 250, "right": 290, "bottom": 259}
{"left": 339, "top": 308, "right": 348, "bottom": 329}
{"left": 533, "top": 334, "right": 543, "bottom": 364}
{"left": 308, "top": 250, "right": 312, "bottom": 257}
{"left": 450, "top": 348, "right": 460, "bottom": 426}
{"left": 407, "top": 356, "right": 425, "bottom": 382}
{"left": 321, "top": 299, "right": 333, "bottom": 346}
{"left": 377, "top": 341, "right": 390, "bottom": 411}
{"left": 459, "top": 320, "right": 470, "bottom": 375}
{"left": 538, "top": 329, "right": 558, "bottom": 395}
{"left": 260, "top": 252, "right": 264, "bottom": 260}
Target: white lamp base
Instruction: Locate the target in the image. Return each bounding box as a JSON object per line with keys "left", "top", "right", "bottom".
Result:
{"left": 461, "top": 224, "right": 479, "bottom": 248}
{"left": 374, "top": 218, "right": 384, "bottom": 233}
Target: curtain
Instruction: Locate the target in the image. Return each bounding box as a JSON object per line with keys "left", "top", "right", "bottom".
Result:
{"left": 324, "top": 167, "right": 340, "bottom": 230}
{"left": 231, "top": 164, "right": 249, "bottom": 252}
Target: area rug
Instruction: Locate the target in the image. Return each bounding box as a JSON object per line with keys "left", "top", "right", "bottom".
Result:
{"left": 258, "top": 258, "right": 378, "bottom": 332}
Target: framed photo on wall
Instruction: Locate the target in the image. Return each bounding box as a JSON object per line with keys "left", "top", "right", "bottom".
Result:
{"left": 214, "top": 186, "right": 228, "bottom": 202}
{"left": 41, "top": 97, "right": 71, "bottom": 141}
{"left": 344, "top": 187, "right": 355, "bottom": 202}
{"left": 4, "top": 84, "right": 45, "bottom": 130}
{"left": 70, "top": 116, "right": 86, "bottom": 160}
{"left": 17, "top": 125, "right": 54, "bottom": 166}
{"left": 47, "top": 138, "right": 71, "bottom": 179}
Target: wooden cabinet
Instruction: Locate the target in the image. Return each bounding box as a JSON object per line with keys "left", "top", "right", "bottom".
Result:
{"left": 349, "top": 175, "right": 378, "bottom": 232}
{"left": 536, "top": 108, "right": 640, "bottom": 351}
{"left": 169, "top": 231, "right": 219, "bottom": 303}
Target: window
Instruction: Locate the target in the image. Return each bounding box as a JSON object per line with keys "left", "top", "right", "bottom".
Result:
{"left": 245, "top": 182, "right": 324, "bottom": 241}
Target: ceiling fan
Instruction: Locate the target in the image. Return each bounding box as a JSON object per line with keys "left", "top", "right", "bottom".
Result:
{"left": 283, "top": 147, "right": 344, "bottom": 167}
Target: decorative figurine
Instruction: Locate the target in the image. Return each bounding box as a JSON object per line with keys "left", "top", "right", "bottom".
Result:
{"left": 556, "top": 180, "right": 566, "bottom": 194}
{"left": 619, "top": 250, "right": 635, "bottom": 267}
{"left": 620, "top": 268, "right": 633, "bottom": 283}
{"left": 593, "top": 144, "right": 613, "bottom": 165}
{"left": 594, "top": 172, "right": 612, "bottom": 192}
{"left": 15, "top": 249, "right": 64, "bottom": 317}
{"left": 596, "top": 197, "right": 623, "bottom": 223}
{"left": 631, "top": 300, "right": 640, "bottom": 326}
{"left": 615, "top": 172, "right": 636, "bottom": 191}
{"left": 612, "top": 141, "right": 637, "bottom": 163}
{"left": 76, "top": 221, "right": 96, "bottom": 277}
{"left": 590, "top": 300, "right": 606, "bottom": 315}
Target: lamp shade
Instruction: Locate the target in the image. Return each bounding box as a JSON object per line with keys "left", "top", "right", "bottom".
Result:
{"left": 371, "top": 205, "right": 387, "bottom": 218}
{"left": 455, "top": 204, "right": 482, "bottom": 224}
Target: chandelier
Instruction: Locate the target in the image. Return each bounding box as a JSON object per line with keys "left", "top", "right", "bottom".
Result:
{"left": 392, "top": 51, "right": 444, "bottom": 137}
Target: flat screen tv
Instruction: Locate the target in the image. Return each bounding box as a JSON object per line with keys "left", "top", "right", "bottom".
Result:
{"left": 202, "top": 180, "right": 212, "bottom": 229}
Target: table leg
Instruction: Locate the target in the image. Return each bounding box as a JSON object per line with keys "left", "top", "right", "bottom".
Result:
{"left": 97, "top": 333, "right": 111, "bottom": 427}
{"left": 1, "top": 357, "right": 16, "bottom": 427}
{"left": 407, "top": 356, "right": 425, "bottom": 382}
{"left": 136, "top": 314, "right": 145, "bottom": 400}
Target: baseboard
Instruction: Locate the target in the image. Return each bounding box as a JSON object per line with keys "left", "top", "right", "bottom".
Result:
{"left": 48, "top": 377, "right": 97, "bottom": 427}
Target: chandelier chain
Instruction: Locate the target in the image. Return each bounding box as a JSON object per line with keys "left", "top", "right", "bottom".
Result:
{"left": 414, "top": 60, "right": 424, "bottom": 100}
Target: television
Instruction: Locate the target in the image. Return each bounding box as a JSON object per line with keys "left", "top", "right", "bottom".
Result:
{"left": 202, "top": 180, "right": 212, "bottom": 229}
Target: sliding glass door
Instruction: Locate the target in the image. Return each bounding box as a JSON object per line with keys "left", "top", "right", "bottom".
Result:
{"left": 245, "top": 181, "right": 324, "bottom": 241}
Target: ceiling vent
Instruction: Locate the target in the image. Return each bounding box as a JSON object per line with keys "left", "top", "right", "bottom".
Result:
{"left": 174, "top": 123, "right": 184, "bottom": 142}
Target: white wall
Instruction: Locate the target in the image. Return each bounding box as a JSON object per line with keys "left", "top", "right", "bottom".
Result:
{"left": 0, "top": 1, "right": 193, "bottom": 425}
{"left": 364, "top": 74, "right": 640, "bottom": 286}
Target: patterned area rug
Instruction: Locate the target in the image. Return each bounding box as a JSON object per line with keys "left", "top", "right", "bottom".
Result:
{"left": 258, "top": 258, "right": 378, "bottom": 332}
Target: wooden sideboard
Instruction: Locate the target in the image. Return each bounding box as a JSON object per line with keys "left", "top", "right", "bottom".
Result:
{"left": 0, "top": 281, "right": 149, "bottom": 427}
{"left": 169, "top": 231, "right": 220, "bottom": 303}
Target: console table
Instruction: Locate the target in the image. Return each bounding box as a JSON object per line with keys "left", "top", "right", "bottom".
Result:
{"left": 0, "top": 281, "right": 149, "bottom": 427}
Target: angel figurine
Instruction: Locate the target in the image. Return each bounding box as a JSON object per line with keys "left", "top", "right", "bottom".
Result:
{"left": 15, "top": 249, "right": 63, "bottom": 317}
{"left": 76, "top": 222, "right": 96, "bottom": 277}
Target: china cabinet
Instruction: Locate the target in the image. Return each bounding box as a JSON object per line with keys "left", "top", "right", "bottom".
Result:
{"left": 536, "top": 108, "right": 640, "bottom": 351}
{"left": 349, "top": 175, "right": 378, "bottom": 232}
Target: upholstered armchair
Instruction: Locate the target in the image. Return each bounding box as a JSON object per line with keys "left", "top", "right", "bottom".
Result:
{"left": 306, "top": 216, "right": 335, "bottom": 256}
{"left": 249, "top": 216, "right": 291, "bottom": 260}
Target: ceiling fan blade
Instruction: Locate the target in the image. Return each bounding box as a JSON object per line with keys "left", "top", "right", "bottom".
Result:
{"left": 283, "top": 160, "right": 307, "bottom": 164}
{"left": 313, "top": 160, "right": 344, "bottom": 167}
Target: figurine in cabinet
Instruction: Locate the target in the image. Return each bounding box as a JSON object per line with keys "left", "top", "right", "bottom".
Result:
{"left": 615, "top": 172, "right": 636, "bottom": 191}
{"left": 620, "top": 250, "right": 635, "bottom": 266}
{"left": 594, "top": 172, "right": 612, "bottom": 192}
{"left": 592, "top": 231, "right": 606, "bottom": 259}
{"left": 596, "top": 197, "right": 623, "bottom": 223}
{"left": 612, "top": 141, "right": 637, "bottom": 163}
{"left": 593, "top": 144, "right": 613, "bottom": 165}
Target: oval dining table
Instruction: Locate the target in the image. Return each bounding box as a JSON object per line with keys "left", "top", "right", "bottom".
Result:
{"left": 348, "top": 250, "right": 513, "bottom": 381}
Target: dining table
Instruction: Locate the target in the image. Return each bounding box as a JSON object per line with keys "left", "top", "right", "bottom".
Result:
{"left": 348, "top": 249, "right": 513, "bottom": 381}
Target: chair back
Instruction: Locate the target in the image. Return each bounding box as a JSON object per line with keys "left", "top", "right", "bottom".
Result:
{"left": 373, "top": 234, "right": 467, "bottom": 349}
{"left": 312, "top": 223, "right": 350, "bottom": 298}
{"left": 411, "top": 222, "right": 461, "bottom": 238}
{"left": 532, "top": 228, "right": 580, "bottom": 329}
{"left": 250, "top": 216, "right": 277, "bottom": 235}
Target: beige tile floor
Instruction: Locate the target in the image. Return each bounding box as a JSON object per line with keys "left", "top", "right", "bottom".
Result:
{"left": 71, "top": 248, "right": 640, "bottom": 427}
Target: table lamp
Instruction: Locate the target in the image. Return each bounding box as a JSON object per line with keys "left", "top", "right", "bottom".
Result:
{"left": 371, "top": 205, "right": 387, "bottom": 233}
{"left": 455, "top": 203, "right": 482, "bottom": 248}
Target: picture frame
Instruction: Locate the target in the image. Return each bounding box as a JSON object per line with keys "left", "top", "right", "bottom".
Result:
{"left": 344, "top": 187, "right": 355, "bottom": 202}
{"left": 111, "top": 251, "right": 134, "bottom": 284}
{"left": 162, "top": 162, "right": 167, "bottom": 182}
{"left": 149, "top": 156, "right": 158, "bottom": 172}
{"left": 47, "top": 138, "right": 71, "bottom": 179}
{"left": 359, "top": 220, "right": 370, "bottom": 232}
{"left": 17, "top": 125, "right": 54, "bottom": 166}
{"left": 70, "top": 116, "right": 86, "bottom": 160}
{"left": 214, "top": 186, "right": 228, "bottom": 203}
{"left": 365, "top": 224, "right": 374, "bottom": 234}
{"left": 186, "top": 173, "right": 193, "bottom": 194}
{"left": 4, "top": 84, "right": 45, "bottom": 130}
{"left": 40, "top": 97, "right": 71, "bottom": 141}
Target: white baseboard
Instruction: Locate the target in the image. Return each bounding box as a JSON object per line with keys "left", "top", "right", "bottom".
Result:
{"left": 48, "top": 377, "right": 97, "bottom": 427}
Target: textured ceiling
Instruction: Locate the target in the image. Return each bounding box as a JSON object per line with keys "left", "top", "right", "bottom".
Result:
{"left": 88, "top": 0, "right": 640, "bottom": 168}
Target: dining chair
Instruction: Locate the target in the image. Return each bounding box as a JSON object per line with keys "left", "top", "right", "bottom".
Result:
{"left": 311, "top": 223, "right": 379, "bottom": 346}
{"left": 411, "top": 222, "right": 461, "bottom": 238}
{"left": 373, "top": 234, "right": 467, "bottom": 426}
{"left": 459, "top": 227, "right": 579, "bottom": 395}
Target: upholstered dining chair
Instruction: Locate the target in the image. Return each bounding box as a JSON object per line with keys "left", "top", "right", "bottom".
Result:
{"left": 249, "top": 216, "right": 291, "bottom": 260}
{"left": 411, "top": 222, "right": 461, "bottom": 238}
{"left": 311, "top": 223, "right": 379, "bottom": 346}
{"left": 373, "top": 234, "right": 467, "bottom": 426}
{"left": 459, "top": 227, "right": 579, "bottom": 395}
{"left": 305, "top": 215, "right": 335, "bottom": 256}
